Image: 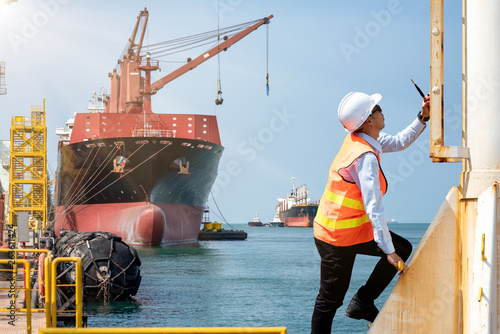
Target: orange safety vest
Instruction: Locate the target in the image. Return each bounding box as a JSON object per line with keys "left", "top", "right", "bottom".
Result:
{"left": 314, "top": 132, "right": 387, "bottom": 246}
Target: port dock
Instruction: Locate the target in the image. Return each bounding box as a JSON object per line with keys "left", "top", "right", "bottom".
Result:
{"left": 198, "top": 229, "right": 247, "bottom": 241}
{"left": 198, "top": 221, "right": 247, "bottom": 241}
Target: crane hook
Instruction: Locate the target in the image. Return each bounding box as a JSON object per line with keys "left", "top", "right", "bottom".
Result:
{"left": 215, "top": 79, "right": 223, "bottom": 105}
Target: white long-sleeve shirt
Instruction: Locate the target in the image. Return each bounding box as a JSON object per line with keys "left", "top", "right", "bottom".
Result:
{"left": 338, "top": 118, "right": 426, "bottom": 254}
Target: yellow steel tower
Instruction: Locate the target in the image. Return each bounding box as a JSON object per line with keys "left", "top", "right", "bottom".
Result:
{"left": 8, "top": 100, "right": 47, "bottom": 228}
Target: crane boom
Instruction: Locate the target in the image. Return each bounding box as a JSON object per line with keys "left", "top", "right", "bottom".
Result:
{"left": 105, "top": 10, "right": 272, "bottom": 114}
{"left": 149, "top": 15, "right": 273, "bottom": 94}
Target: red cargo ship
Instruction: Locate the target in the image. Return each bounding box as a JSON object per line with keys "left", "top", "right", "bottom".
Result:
{"left": 277, "top": 178, "right": 318, "bottom": 227}
{"left": 54, "top": 9, "right": 272, "bottom": 245}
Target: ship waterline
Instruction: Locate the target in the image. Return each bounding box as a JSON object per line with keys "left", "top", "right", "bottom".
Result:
{"left": 278, "top": 205, "right": 318, "bottom": 227}
{"left": 56, "top": 202, "right": 205, "bottom": 245}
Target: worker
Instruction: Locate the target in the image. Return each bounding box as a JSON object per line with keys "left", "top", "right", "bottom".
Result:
{"left": 311, "top": 91, "right": 430, "bottom": 333}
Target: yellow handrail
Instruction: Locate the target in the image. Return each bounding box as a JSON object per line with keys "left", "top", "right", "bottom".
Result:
{"left": 0, "top": 259, "right": 32, "bottom": 334}
{"left": 39, "top": 327, "right": 287, "bottom": 334}
{"left": 45, "top": 253, "right": 52, "bottom": 327}
{"left": 0, "top": 247, "right": 51, "bottom": 256}
{"left": 0, "top": 248, "right": 51, "bottom": 314}
{"left": 50, "top": 257, "right": 83, "bottom": 328}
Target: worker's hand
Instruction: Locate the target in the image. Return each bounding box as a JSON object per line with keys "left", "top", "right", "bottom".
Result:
{"left": 387, "top": 252, "right": 408, "bottom": 276}
{"left": 421, "top": 94, "right": 430, "bottom": 119}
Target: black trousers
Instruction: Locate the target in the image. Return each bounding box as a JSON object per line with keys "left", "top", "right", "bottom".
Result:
{"left": 311, "top": 232, "right": 412, "bottom": 334}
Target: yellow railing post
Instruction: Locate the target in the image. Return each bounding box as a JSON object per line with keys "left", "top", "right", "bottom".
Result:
{"left": 0, "top": 258, "right": 31, "bottom": 334}
{"left": 24, "top": 260, "right": 31, "bottom": 334}
{"left": 51, "top": 257, "right": 83, "bottom": 328}
{"left": 45, "top": 253, "right": 52, "bottom": 327}
{"left": 50, "top": 258, "right": 57, "bottom": 328}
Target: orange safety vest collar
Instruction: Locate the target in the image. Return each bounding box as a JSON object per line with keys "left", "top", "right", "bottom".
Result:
{"left": 314, "top": 132, "right": 388, "bottom": 246}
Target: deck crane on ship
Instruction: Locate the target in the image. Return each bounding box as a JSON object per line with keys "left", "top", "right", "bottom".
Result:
{"left": 105, "top": 9, "right": 273, "bottom": 115}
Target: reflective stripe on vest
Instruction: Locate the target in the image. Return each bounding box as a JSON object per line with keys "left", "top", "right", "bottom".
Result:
{"left": 314, "top": 133, "right": 387, "bottom": 247}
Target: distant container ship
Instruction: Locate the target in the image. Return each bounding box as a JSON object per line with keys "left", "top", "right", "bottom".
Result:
{"left": 53, "top": 8, "right": 272, "bottom": 245}
{"left": 277, "top": 178, "right": 318, "bottom": 227}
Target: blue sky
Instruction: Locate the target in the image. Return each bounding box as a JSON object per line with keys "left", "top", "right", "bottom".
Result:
{"left": 0, "top": 0, "right": 464, "bottom": 224}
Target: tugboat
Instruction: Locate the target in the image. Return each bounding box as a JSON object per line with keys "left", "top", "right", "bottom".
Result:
{"left": 277, "top": 177, "right": 318, "bottom": 227}
{"left": 268, "top": 206, "right": 284, "bottom": 227}
{"left": 248, "top": 212, "right": 264, "bottom": 227}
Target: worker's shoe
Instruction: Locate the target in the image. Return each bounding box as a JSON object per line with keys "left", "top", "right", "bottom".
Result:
{"left": 344, "top": 293, "right": 379, "bottom": 322}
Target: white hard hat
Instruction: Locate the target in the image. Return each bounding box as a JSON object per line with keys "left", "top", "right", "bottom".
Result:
{"left": 338, "top": 92, "right": 382, "bottom": 132}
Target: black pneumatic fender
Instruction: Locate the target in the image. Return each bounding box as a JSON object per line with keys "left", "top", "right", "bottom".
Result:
{"left": 54, "top": 231, "right": 141, "bottom": 303}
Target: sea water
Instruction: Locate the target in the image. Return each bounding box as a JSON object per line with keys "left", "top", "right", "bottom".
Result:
{"left": 84, "top": 223, "right": 429, "bottom": 334}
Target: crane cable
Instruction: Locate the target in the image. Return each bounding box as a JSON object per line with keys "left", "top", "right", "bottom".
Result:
{"left": 215, "top": 0, "right": 223, "bottom": 106}
{"left": 55, "top": 142, "right": 147, "bottom": 223}
{"left": 266, "top": 22, "right": 270, "bottom": 96}
{"left": 140, "top": 20, "right": 259, "bottom": 59}
{"left": 210, "top": 192, "right": 237, "bottom": 230}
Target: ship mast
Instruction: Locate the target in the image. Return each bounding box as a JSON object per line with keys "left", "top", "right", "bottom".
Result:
{"left": 106, "top": 8, "right": 149, "bottom": 114}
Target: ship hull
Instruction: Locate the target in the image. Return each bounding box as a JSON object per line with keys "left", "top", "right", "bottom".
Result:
{"left": 279, "top": 205, "right": 318, "bottom": 227}
{"left": 248, "top": 222, "right": 265, "bottom": 227}
{"left": 55, "top": 137, "right": 224, "bottom": 245}
{"left": 56, "top": 202, "right": 204, "bottom": 245}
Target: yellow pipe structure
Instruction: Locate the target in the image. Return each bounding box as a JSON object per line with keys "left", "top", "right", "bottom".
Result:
{"left": 50, "top": 257, "right": 83, "bottom": 328}
{"left": 39, "top": 328, "right": 287, "bottom": 334}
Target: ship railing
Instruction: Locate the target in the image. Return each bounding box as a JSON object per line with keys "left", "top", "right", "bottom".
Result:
{"left": 0, "top": 248, "right": 84, "bottom": 333}
{"left": 39, "top": 327, "right": 287, "bottom": 333}
{"left": 132, "top": 129, "right": 176, "bottom": 138}
{"left": 12, "top": 115, "right": 30, "bottom": 127}
{"left": 139, "top": 59, "right": 160, "bottom": 68}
